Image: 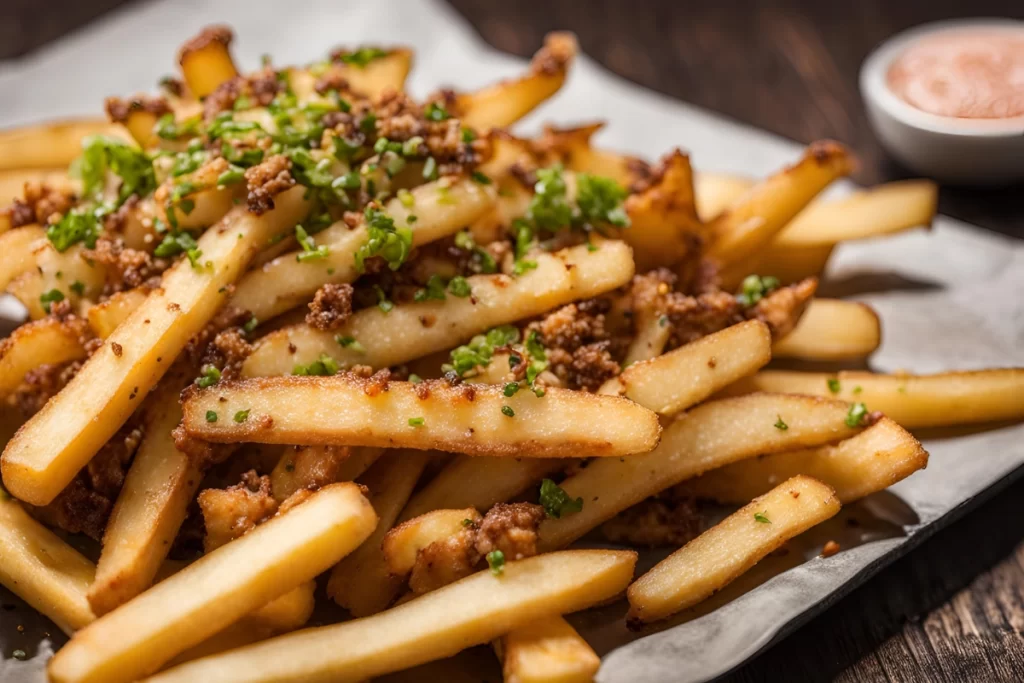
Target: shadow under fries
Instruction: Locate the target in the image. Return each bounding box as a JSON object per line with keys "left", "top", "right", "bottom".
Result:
{"left": 816, "top": 270, "right": 942, "bottom": 299}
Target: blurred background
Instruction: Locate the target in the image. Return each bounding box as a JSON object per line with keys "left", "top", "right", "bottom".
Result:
{"left": 1, "top": 1, "right": 1022, "bottom": 681}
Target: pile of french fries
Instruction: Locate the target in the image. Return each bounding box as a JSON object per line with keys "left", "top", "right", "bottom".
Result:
{"left": 0, "top": 25, "right": 1020, "bottom": 683}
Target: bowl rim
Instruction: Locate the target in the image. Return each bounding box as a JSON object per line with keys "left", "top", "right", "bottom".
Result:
{"left": 859, "top": 17, "right": 1024, "bottom": 139}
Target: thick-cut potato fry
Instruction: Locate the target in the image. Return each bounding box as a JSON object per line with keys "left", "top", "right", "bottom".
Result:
{"left": 48, "top": 483, "right": 377, "bottom": 683}
{"left": 2, "top": 188, "right": 310, "bottom": 506}
{"left": 0, "top": 119, "right": 130, "bottom": 170}
{"left": 0, "top": 224, "right": 46, "bottom": 290}
{"left": 542, "top": 123, "right": 640, "bottom": 187}
{"left": 398, "top": 458, "right": 564, "bottom": 523}
{"left": 0, "top": 496, "right": 96, "bottom": 635}
{"left": 86, "top": 288, "right": 151, "bottom": 339}
{"left": 170, "top": 581, "right": 316, "bottom": 666}
{"left": 89, "top": 377, "right": 200, "bottom": 616}
{"left": 182, "top": 375, "right": 661, "bottom": 458}
{"left": 538, "top": 393, "right": 862, "bottom": 551}
{"left": 11, "top": 240, "right": 107, "bottom": 319}
{"left": 681, "top": 417, "right": 927, "bottom": 504}
{"left": 614, "top": 320, "right": 772, "bottom": 415}
{"left": 620, "top": 150, "right": 701, "bottom": 271}
{"left": 177, "top": 27, "right": 239, "bottom": 98}
{"left": 457, "top": 33, "right": 577, "bottom": 130}
{"left": 0, "top": 316, "right": 89, "bottom": 397}
{"left": 626, "top": 475, "right": 840, "bottom": 624}
{"left": 232, "top": 177, "right": 495, "bottom": 322}
{"left": 145, "top": 550, "right": 637, "bottom": 683}
{"left": 622, "top": 310, "right": 672, "bottom": 365}
{"left": 694, "top": 172, "right": 753, "bottom": 221}
{"left": 772, "top": 299, "right": 881, "bottom": 361}
{"left": 707, "top": 142, "right": 854, "bottom": 270}
{"left": 327, "top": 451, "right": 430, "bottom": 616}
{"left": 723, "top": 368, "right": 1024, "bottom": 429}
{"left": 0, "top": 167, "right": 73, "bottom": 206}
{"left": 383, "top": 508, "right": 481, "bottom": 576}
{"left": 339, "top": 49, "right": 414, "bottom": 98}
{"left": 738, "top": 242, "right": 835, "bottom": 288}
{"left": 496, "top": 616, "right": 601, "bottom": 683}
{"left": 335, "top": 446, "right": 386, "bottom": 482}
{"left": 243, "top": 240, "right": 634, "bottom": 376}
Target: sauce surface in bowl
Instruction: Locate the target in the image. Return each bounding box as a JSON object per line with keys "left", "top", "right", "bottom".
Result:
{"left": 886, "top": 30, "right": 1024, "bottom": 119}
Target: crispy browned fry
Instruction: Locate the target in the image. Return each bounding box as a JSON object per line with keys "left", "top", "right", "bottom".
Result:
{"left": 0, "top": 119, "right": 130, "bottom": 170}
{"left": 707, "top": 142, "right": 854, "bottom": 271}
{"left": 0, "top": 496, "right": 96, "bottom": 635}
{"left": 457, "top": 33, "right": 577, "bottom": 130}
{"left": 0, "top": 316, "right": 90, "bottom": 398}
{"left": 537, "top": 393, "right": 864, "bottom": 551}
{"left": 1, "top": 187, "right": 310, "bottom": 506}
{"left": 627, "top": 475, "right": 840, "bottom": 624}
{"left": 48, "top": 483, "right": 377, "bottom": 683}
{"left": 177, "top": 26, "right": 239, "bottom": 98}
{"left": 88, "top": 374, "right": 200, "bottom": 616}
{"left": 721, "top": 368, "right": 1024, "bottom": 429}
{"left": 242, "top": 241, "right": 635, "bottom": 377}
{"left": 772, "top": 299, "right": 881, "bottom": 361}
{"left": 326, "top": 450, "right": 430, "bottom": 617}
{"left": 680, "top": 417, "right": 927, "bottom": 504}
{"left": 182, "top": 375, "right": 661, "bottom": 458}
{"left": 269, "top": 445, "right": 351, "bottom": 501}
{"left": 144, "top": 550, "right": 638, "bottom": 683}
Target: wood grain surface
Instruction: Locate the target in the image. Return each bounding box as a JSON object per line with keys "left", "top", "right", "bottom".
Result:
{"left": 3, "top": 1, "right": 1024, "bottom": 681}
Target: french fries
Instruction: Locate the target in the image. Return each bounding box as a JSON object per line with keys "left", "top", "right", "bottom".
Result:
{"left": 48, "top": 483, "right": 377, "bottom": 683}
{"left": 181, "top": 375, "right": 662, "bottom": 458}
{"left": 232, "top": 177, "right": 495, "bottom": 322}
{"left": 0, "top": 496, "right": 97, "bottom": 635}
{"left": 242, "top": 241, "right": 635, "bottom": 376}
{"left": 327, "top": 451, "right": 431, "bottom": 616}
{"left": 2, "top": 187, "right": 310, "bottom": 506}
{"left": 496, "top": 617, "right": 602, "bottom": 683}
{"left": 723, "top": 368, "right": 1024, "bottom": 429}
{"left": 383, "top": 508, "right": 481, "bottom": 576}
{"left": 772, "top": 299, "right": 881, "bottom": 361}
{"left": 0, "top": 118, "right": 130, "bottom": 170}
{"left": 0, "top": 316, "right": 89, "bottom": 397}
{"left": 457, "top": 33, "right": 577, "bottom": 130}
{"left": 177, "top": 26, "right": 239, "bottom": 98}
{"left": 538, "top": 393, "right": 863, "bottom": 551}
{"left": 681, "top": 417, "right": 928, "bottom": 504}
{"left": 88, "top": 376, "right": 200, "bottom": 616}
{"left": 0, "top": 224, "right": 46, "bottom": 290}
{"left": 333, "top": 48, "right": 414, "bottom": 98}
{"left": 626, "top": 475, "right": 840, "bottom": 625}
{"left": 145, "top": 550, "right": 637, "bottom": 683}
{"left": 85, "top": 288, "right": 151, "bottom": 339}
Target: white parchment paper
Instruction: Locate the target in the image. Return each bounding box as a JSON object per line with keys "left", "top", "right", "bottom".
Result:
{"left": 2, "top": 1, "right": 1022, "bottom": 681}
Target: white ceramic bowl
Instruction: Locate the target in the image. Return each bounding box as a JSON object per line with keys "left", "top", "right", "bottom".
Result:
{"left": 860, "top": 18, "right": 1024, "bottom": 185}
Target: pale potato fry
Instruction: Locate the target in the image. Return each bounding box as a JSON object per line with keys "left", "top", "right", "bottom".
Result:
{"left": 2, "top": 187, "right": 310, "bottom": 506}
{"left": 621, "top": 309, "right": 672, "bottom": 365}
{"left": 497, "top": 616, "right": 601, "bottom": 683}
{"left": 694, "top": 171, "right": 753, "bottom": 221}
{"left": 722, "top": 368, "right": 1024, "bottom": 429}
{"left": 336, "top": 446, "right": 387, "bottom": 482}
{"left": 0, "top": 316, "right": 89, "bottom": 397}
{"left": 232, "top": 177, "right": 495, "bottom": 322}
{"left": 0, "top": 167, "right": 73, "bottom": 205}
{"left": 681, "top": 417, "right": 927, "bottom": 504}
{"left": 626, "top": 475, "right": 840, "bottom": 624}
{"left": 48, "top": 483, "right": 377, "bottom": 683}
{"left": 614, "top": 320, "right": 772, "bottom": 415}
{"left": 537, "top": 393, "right": 863, "bottom": 551}
{"left": 0, "top": 224, "right": 46, "bottom": 290}
{"left": 0, "top": 119, "right": 130, "bottom": 170}
{"left": 242, "top": 240, "right": 635, "bottom": 377}
{"left": 170, "top": 581, "right": 316, "bottom": 666}
{"left": 13, "top": 239, "right": 108, "bottom": 319}
{"left": 182, "top": 375, "right": 661, "bottom": 458}
{"left": 707, "top": 142, "right": 854, "bottom": 269}
{"left": 86, "top": 288, "right": 151, "bottom": 339}
{"left": 0, "top": 495, "right": 96, "bottom": 635}
{"left": 398, "top": 458, "right": 564, "bottom": 523}
{"left": 327, "top": 451, "right": 431, "bottom": 617}
{"left": 383, "top": 508, "right": 482, "bottom": 576}
{"left": 144, "top": 550, "right": 638, "bottom": 683}
{"left": 339, "top": 49, "right": 414, "bottom": 98}
{"left": 177, "top": 28, "right": 239, "bottom": 98}
{"left": 457, "top": 33, "right": 577, "bottom": 130}
{"left": 772, "top": 299, "right": 881, "bottom": 361}
{"left": 89, "top": 375, "right": 200, "bottom": 616}
{"left": 620, "top": 150, "right": 702, "bottom": 271}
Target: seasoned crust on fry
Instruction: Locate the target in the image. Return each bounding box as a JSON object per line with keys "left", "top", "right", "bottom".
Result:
{"left": 178, "top": 25, "right": 233, "bottom": 64}
{"left": 203, "top": 67, "right": 283, "bottom": 121}
{"left": 749, "top": 277, "right": 817, "bottom": 339}
{"left": 10, "top": 181, "right": 76, "bottom": 228}
{"left": 104, "top": 95, "right": 172, "bottom": 124}
{"left": 601, "top": 495, "right": 702, "bottom": 548}
{"left": 529, "top": 32, "right": 577, "bottom": 76}
{"left": 198, "top": 470, "right": 278, "bottom": 552}
{"left": 528, "top": 300, "right": 622, "bottom": 391}
{"left": 83, "top": 237, "right": 166, "bottom": 294}
{"left": 244, "top": 154, "right": 295, "bottom": 215}
{"left": 306, "top": 283, "right": 354, "bottom": 331}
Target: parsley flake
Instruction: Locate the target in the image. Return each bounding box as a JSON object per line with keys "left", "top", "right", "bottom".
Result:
{"left": 754, "top": 511, "right": 771, "bottom": 524}
{"left": 195, "top": 365, "right": 221, "bottom": 389}
{"left": 736, "top": 274, "right": 781, "bottom": 307}
{"left": 827, "top": 378, "right": 841, "bottom": 394}
{"left": 501, "top": 405, "right": 515, "bottom": 418}
{"left": 539, "top": 479, "right": 584, "bottom": 519}
{"left": 205, "top": 410, "right": 218, "bottom": 423}
{"left": 336, "top": 335, "right": 365, "bottom": 353}
{"left": 40, "top": 289, "right": 65, "bottom": 314}
{"left": 293, "top": 354, "right": 340, "bottom": 376}
{"left": 487, "top": 549, "right": 505, "bottom": 575}
{"left": 774, "top": 415, "right": 788, "bottom": 431}
{"left": 408, "top": 417, "right": 425, "bottom": 427}
{"left": 234, "top": 409, "right": 251, "bottom": 423}
{"left": 845, "top": 402, "right": 869, "bottom": 428}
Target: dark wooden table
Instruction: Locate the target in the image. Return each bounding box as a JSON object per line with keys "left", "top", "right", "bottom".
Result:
{"left": 4, "top": 1, "right": 1024, "bottom": 681}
